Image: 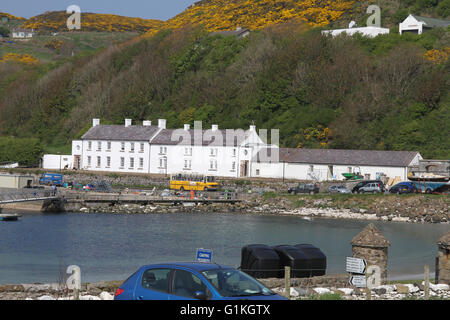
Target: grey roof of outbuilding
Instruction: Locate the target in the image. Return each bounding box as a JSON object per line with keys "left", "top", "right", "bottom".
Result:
{"left": 255, "top": 148, "right": 419, "bottom": 167}
{"left": 150, "top": 129, "right": 250, "bottom": 146}
{"left": 210, "top": 29, "right": 250, "bottom": 37}
{"left": 411, "top": 15, "right": 450, "bottom": 28}
{"left": 81, "top": 125, "right": 161, "bottom": 141}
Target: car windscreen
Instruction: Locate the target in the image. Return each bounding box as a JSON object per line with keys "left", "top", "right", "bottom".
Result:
{"left": 201, "top": 269, "right": 275, "bottom": 297}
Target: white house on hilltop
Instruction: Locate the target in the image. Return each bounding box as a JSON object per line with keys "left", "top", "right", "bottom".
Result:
{"left": 322, "top": 21, "right": 390, "bottom": 38}
{"left": 399, "top": 14, "right": 450, "bottom": 35}
{"left": 11, "top": 28, "right": 35, "bottom": 39}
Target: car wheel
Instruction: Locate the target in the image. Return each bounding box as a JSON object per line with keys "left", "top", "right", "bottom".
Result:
{"left": 309, "top": 191, "right": 314, "bottom": 195}
{"left": 204, "top": 187, "right": 208, "bottom": 192}
{"left": 180, "top": 187, "right": 184, "bottom": 191}
{"left": 425, "top": 189, "right": 431, "bottom": 194}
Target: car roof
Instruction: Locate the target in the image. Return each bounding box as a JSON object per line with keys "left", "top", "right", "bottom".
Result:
{"left": 139, "top": 262, "right": 234, "bottom": 272}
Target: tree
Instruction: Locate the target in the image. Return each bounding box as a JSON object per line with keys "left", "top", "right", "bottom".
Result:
{"left": 0, "top": 26, "right": 10, "bottom": 37}
{"left": 437, "top": 0, "right": 450, "bottom": 17}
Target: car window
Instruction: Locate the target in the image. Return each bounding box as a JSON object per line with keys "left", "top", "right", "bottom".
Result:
{"left": 172, "top": 269, "right": 209, "bottom": 299}
{"left": 202, "top": 269, "right": 274, "bottom": 297}
{"left": 141, "top": 268, "right": 171, "bottom": 293}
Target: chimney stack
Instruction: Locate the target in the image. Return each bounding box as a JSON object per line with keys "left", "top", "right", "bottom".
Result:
{"left": 158, "top": 119, "right": 167, "bottom": 129}
{"left": 184, "top": 124, "right": 191, "bottom": 131}
{"left": 143, "top": 120, "right": 152, "bottom": 127}
{"left": 212, "top": 124, "right": 219, "bottom": 131}
{"left": 92, "top": 119, "right": 100, "bottom": 127}
{"left": 125, "top": 119, "right": 132, "bottom": 127}
{"left": 250, "top": 125, "right": 256, "bottom": 132}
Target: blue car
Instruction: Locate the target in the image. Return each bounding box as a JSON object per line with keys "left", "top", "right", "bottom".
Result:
{"left": 389, "top": 182, "right": 418, "bottom": 194}
{"left": 114, "top": 262, "right": 288, "bottom": 300}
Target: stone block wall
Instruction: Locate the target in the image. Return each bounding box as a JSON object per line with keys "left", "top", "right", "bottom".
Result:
{"left": 352, "top": 246, "right": 389, "bottom": 284}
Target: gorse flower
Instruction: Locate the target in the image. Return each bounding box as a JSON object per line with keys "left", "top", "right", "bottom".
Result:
{"left": 0, "top": 53, "right": 39, "bottom": 64}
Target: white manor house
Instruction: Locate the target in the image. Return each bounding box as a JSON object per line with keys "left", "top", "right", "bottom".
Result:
{"left": 42, "top": 118, "right": 422, "bottom": 182}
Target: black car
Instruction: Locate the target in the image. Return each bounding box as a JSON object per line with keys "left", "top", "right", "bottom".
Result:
{"left": 389, "top": 183, "right": 418, "bottom": 194}
{"left": 352, "top": 180, "right": 386, "bottom": 194}
{"left": 288, "top": 183, "right": 320, "bottom": 195}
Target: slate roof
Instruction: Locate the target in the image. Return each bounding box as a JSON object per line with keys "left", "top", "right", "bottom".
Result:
{"left": 150, "top": 129, "right": 250, "bottom": 146}
{"left": 351, "top": 223, "right": 390, "bottom": 248}
{"left": 81, "top": 125, "right": 160, "bottom": 141}
{"left": 438, "top": 232, "right": 450, "bottom": 248}
{"left": 411, "top": 15, "right": 450, "bottom": 28}
{"left": 210, "top": 28, "right": 250, "bottom": 38}
{"left": 255, "top": 148, "right": 419, "bottom": 167}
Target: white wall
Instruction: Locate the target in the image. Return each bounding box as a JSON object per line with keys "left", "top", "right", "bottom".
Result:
{"left": 322, "top": 27, "right": 390, "bottom": 38}
{"left": 42, "top": 154, "right": 73, "bottom": 170}
{"left": 252, "top": 162, "right": 410, "bottom": 181}
{"left": 79, "top": 140, "right": 151, "bottom": 173}
{"left": 149, "top": 144, "right": 253, "bottom": 178}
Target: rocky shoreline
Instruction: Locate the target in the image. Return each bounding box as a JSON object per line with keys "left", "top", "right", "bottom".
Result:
{"left": 74, "top": 194, "right": 450, "bottom": 224}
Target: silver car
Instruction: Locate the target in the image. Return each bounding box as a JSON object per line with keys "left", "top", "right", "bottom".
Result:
{"left": 328, "top": 185, "right": 351, "bottom": 194}
{"left": 358, "top": 182, "right": 382, "bottom": 194}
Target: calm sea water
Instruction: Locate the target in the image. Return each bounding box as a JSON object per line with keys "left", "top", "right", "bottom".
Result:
{"left": 0, "top": 211, "right": 448, "bottom": 284}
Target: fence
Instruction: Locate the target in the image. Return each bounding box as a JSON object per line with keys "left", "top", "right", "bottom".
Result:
{"left": 0, "top": 188, "right": 55, "bottom": 204}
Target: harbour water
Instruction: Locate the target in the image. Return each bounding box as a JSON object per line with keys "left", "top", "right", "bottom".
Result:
{"left": 0, "top": 211, "right": 448, "bottom": 284}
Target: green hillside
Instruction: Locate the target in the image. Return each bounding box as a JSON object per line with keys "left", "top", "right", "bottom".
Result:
{"left": 0, "top": 1, "right": 448, "bottom": 166}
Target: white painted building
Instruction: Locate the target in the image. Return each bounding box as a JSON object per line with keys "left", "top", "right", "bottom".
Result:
{"left": 322, "top": 21, "right": 390, "bottom": 38}
{"left": 399, "top": 15, "right": 450, "bottom": 35}
{"left": 252, "top": 148, "right": 422, "bottom": 182}
{"left": 66, "top": 118, "right": 273, "bottom": 178}
{"left": 42, "top": 154, "right": 73, "bottom": 170}
{"left": 11, "top": 28, "right": 35, "bottom": 39}
{"left": 44, "top": 118, "right": 423, "bottom": 182}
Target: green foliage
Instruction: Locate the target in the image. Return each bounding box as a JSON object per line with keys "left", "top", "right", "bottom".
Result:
{"left": 0, "top": 137, "right": 43, "bottom": 166}
{"left": 0, "top": 26, "right": 10, "bottom": 37}
{"left": 437, "top": 0, "right": 450, "bottom": 17}
{"left": 0, "top": 9, "right": 448, "bottom": 162}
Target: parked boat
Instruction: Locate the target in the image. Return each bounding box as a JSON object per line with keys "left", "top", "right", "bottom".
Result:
{"left": 408, "top": 175, "right": 449, "bottom": 183}
{"left": 0, "top": 214, "right": 22, "bottom": 221}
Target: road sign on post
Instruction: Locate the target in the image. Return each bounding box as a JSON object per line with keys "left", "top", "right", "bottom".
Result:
{"left": 196, "top": 248, "right": 213, "bottom": 263}
{"left": 346, "top": 257, "right": 366, "bottom": 274}
{"left": 350, "top": 275, "right": 366, "bottom": 287}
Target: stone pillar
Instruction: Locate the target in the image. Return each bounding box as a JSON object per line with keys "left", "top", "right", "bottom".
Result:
{"left": 436, "top": 232, "right": 450, "bottom": 284}
{"left": 351, "top": 223, "right": 390, "bottom": 284}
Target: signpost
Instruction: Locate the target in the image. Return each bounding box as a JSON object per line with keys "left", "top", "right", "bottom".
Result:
{"left": 196, "top": 248, "right": 213, "bottom": 263}
{"left": 347, "top": 257, "right": 367, "bottom": 288}
{"left": 349, "top": 275, "right": 366, "bottom": 288}
{"left": 346, "top": 257, "right": 366, "bottom": 274}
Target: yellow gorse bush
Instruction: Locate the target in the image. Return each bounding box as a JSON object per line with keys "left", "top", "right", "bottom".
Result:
{"left": 424, "top": 48, "right": 450, "bottom": 65}
{"left": 0, "top": 12, "right": 26, "bottom": 21}
{"left": 0, "top": 53, "right": 39, "bottom": 64}
{"left": 19, "top": 1, "right": 357, "bottom": 35}
{"left": 23, "top": 11, "right": 163, "bottom": 33}
{"left": 146, "top": 0, "right": 357, "bottom": 36}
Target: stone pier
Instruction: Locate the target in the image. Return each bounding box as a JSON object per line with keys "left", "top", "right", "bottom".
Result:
{"left": 351, "top": 223, "right": 390, "bottom": 284}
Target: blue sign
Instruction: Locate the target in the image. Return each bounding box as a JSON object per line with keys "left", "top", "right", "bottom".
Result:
{"left": 196, "top": 248, "right": 213, "bottom": 263}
